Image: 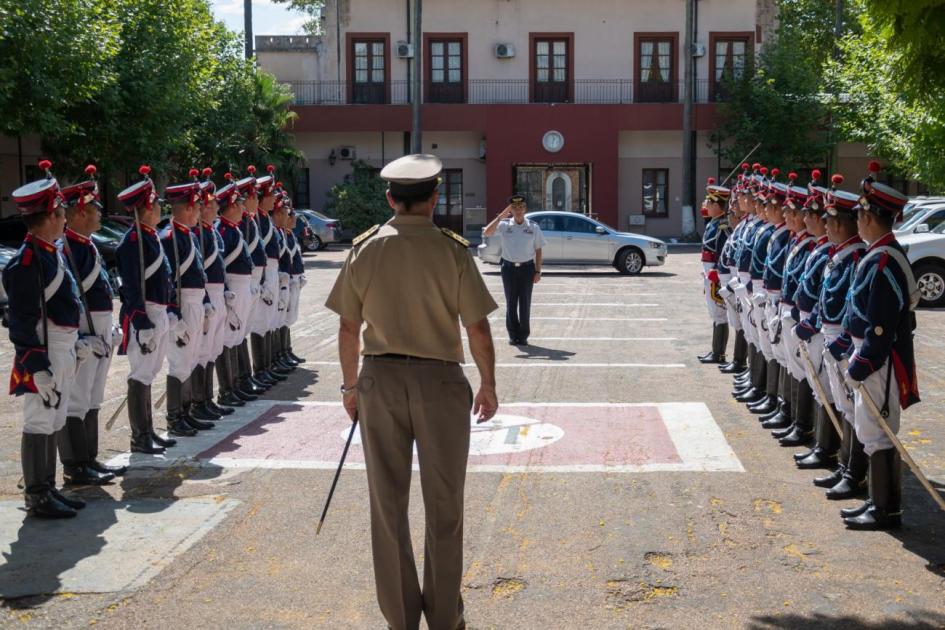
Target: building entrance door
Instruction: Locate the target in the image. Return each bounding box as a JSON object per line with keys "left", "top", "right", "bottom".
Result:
{"left": 513, "top": 164, "right": 590, "bottom": 214}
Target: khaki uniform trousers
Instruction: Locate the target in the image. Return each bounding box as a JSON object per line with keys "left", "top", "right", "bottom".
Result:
{"left": 358, "top": 356, "right": 472, "bottom": 630}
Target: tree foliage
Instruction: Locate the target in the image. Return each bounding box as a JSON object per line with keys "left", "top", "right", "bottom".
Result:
{"left": 271, "top": 0, "right": 325, "bottom": 35}
{"left": 324, "top": 160, "right": 391, "bottom": 234}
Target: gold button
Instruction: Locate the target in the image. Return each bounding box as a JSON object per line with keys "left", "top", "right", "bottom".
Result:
{"left": 874, "top": 326, "right": 884, "bottom": 336}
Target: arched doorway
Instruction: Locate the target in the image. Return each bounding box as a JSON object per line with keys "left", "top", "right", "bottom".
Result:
{"left": 546, "top": 171, "right": 572, "bottom": 211}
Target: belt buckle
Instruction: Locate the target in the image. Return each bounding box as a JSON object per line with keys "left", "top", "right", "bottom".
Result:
{"left": 514, "top": 262, "right": 522, "bottom": 267}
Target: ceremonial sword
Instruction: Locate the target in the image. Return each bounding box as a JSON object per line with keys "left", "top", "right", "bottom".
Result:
{"left": 798, "top": 342, "right": 843, "bottom": 436}
{"left": 719, "top": 142, "right": 762, "bottom": 186}
{"left": 316, "top": 416, "right": 358, "bottom": 535}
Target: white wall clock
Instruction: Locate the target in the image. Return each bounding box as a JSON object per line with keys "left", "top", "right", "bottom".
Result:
{"left": 542, "top": 130, "right": 564, "bottom": 153}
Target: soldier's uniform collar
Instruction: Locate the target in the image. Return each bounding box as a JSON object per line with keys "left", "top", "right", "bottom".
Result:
{"left": 25, "top": 233, "right": 57, "bottom": 252}
{"left": 867, "top": 231, "right": 896, "bottom": 252}
{"left": 389, "top": 214, "right": 433, "bottom": 226}
{"left": 65, "top": 228, "right": 91, "bottom": 245}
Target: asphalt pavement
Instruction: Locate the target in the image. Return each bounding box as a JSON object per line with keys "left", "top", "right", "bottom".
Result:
{"left": 1, "top": 246, "right": 944, "bottom": 629}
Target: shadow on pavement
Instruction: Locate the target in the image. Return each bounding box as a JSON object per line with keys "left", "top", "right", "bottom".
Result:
{"left": 513, "top": 344, "right": 576, "bottom": 362}
{"left": 304, "top": 259, "right": 343, "bottom": 271}
{"left": 887, "top": 477, "right": 945, "bottom": 578}
{"left": 748, "top": 611, "right": 945, "bottom": 629}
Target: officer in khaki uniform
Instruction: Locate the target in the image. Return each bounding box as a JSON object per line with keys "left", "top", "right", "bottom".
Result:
{"left": 326, "top": 154, "right": 498, "bottom": 630}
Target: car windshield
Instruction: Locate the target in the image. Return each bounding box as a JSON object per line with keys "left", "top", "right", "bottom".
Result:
{"left": 528, "top": 213, "right": 613, "bottom": 233}
{"left": 310, "top": 211, "right": 333, "bottom": 221}
{"left": 896, "top": 204, "right": 933, "bottom": 231}
{"left": 932, "top": 221, "right": 945, "bottom": 234}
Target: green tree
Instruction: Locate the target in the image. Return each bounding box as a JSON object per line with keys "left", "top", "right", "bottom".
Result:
{"left": 271, "top": 0, "right": 325, "bottom": 35}
{"left": 324, "top": 160, "right": 391, "bottom": 233}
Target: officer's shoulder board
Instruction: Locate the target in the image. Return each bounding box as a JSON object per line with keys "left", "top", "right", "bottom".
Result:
{"left": 352, "top": 224, "right": 380, "bottom": 247}
{"left": 440, "top": 228, "right": 470, "bottom": 248}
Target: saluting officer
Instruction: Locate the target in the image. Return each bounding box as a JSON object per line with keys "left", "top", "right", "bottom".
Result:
{"left": 839, "top": 162, "right": 919, "bottom": 530}
{"left": 697, "top": 179, "right": 731, "bottom": 364}
{"left": 4, "top": 160, "right": 86, "bottom": 518}
{"left": 794, "top": 175, "right": 867, "bottom": 500}
{"left": 791, "top": 174, "right": 840, "bottom": 471}
{"left": 160, "top": 180, "right": 214, "bottom": 437}
{"left": 193, "top": 168, "right": 234, "bottom": 419}
{"left": 59, "top": 164, "right": 126, "bottom": 485}
{"left": 215, "top": 175, "right": 256, "bottom": 407}
{"left": 482, "top": 194, "right": 546, "bottom": 346}
{"left": 327, "top": 154, "right": 498, "bottom": 630}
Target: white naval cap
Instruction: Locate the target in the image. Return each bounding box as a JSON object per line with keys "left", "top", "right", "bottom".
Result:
{"left": 380, "top": 154, "right": 443, "bottom": 196}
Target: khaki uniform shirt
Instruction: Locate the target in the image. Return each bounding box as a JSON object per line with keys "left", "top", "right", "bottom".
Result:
{"left": 326, "top": 214, "right": 498, "bottom": 363}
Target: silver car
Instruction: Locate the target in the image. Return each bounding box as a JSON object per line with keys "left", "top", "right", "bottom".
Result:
{"left": 477, "top": 211, "right": 667, "bottom": 275}
{"left": 298, "top": 210, "right": 342, "bottom": 250}
{"left": 895, "top": 199, "right": 945, "bottom": 236}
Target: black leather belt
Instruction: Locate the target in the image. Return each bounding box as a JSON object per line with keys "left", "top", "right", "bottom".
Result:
{"left": 366, "top": 354, "right": 458, "bottom": 365}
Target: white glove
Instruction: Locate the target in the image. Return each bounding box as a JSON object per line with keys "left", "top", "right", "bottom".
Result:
{"left": 751, "top": 293, "right": 767, "bottom": 308}
{"left": 299, "top": 275, "right": 307, "bottom": 288}
{"left": 75, "top": 337, "right": 93, "bottom": 362}
{"left": 136, "top": 326, "right": 156, "bottom": 354}
{"left": 168, "top": 314, "right": 190, "bottom": 347}
{"left": 261, "top": 286, "right": 274, "bottom": 306}
{"left": 250, "top": 283, "right": 260, "bottom": 298}
{"left": 111, "top": 324, "right": 123, "bottom": 355}
{"left": 32, "top": 369, "right": 61, "bottom": 409}
{"left": 88, "top": 335, "right": 109, "bottom": 358}
{"left": 278, "top": 288, "right": 288, "bottom": 311}
{"left": 203, "top": 302, "right": 216, "bottom": 317}
{"left": 718, "top": 286, "right": 731, "bottom": 299}
{"left": 224, "top": 290, "right": 236, "bottom": 305}
{"left": 225, "top": 307, "right": 241, "bottom": 332}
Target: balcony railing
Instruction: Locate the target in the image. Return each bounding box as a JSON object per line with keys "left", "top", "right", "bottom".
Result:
{"left": 289, "top": 79, "right": 721, "bottom": 106}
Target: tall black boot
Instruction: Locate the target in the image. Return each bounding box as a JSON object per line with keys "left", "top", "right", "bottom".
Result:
{"left": 130, "top": 379, "right": 165, "bottom": 454}
{"left": 275, "top": 328, "right": 296, "bottom": 370}
{"left": 59, "top": 416, "right": 113, "bottom": 486}
{"left": 796, "top": 405, "right": 841, "bottom": 469}
{"left": 748, "top": 360, "right": 779, "bottom": 414}
{"left": 288, "top": 326, "right": 305, "bottom": 363}
{"left": 84, "top": 409, "right": 127, "bottom": 475}
{"left": 217, "top": 350, "right": 245, "bottom": 407}
{"left": 815, "top": 415, "right": 850, "bottom": 487}
{"left": 826, "top": 428, "right": 868, "bottom": 500}
{"left": 46, "top": 432, "right": 85, "bottom": 510}
{"left": 720, "top": 329, "right": 747, "bottom": 373}
{"left": 265, "top": 331, "right": 291, "bottom": 377}
{"left": 845, "top": 448, "right": 902, "bottom": 530}
{"left": 698, "top": 323, "right": 728, "bottom": 364}
{"left": 22, "top": 433, "right": 75, "bottom": 518}
{"left": 190, "top": 365, "right": 221, "bottom": 422}
{"left": 242, "top": 339, "right": 271, "bottom": 390}
{"left": 182, "top": 372, "right": 215, "bottom": 430}
{"left": 735, "top": 350, "right": 766, "bottom": 402}
{"left": 166, "top": 376, "right": 197, "bottom": 437}
{"left": 207, "top": 361, "right": 234, "bottom": 415}
{"left": 233, "top": 345, "right": 260, "bottom": 400}
{"left": 779, "top": 379, "right": 815, "bottom": 446}
{"left": 767, "top": 371, "right": 796, "bottom": 430}
{"left": 145, "top": 383, "right": 177, "bottom": 449}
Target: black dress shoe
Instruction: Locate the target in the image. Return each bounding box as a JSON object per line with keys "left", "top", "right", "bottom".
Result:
{"left": 813, "top": 466, "right": 845, "bottom": 488}
{"left": 719, "top": 362, "right": 746, "bottom": 374}
{"left": 845, "top": 506, "right": 901, "bottom": 530}
{"left": 748, "top": 396, "right": 778, "bottom": 414}
{"left": 27, "top": 492, "right": 77, "bottom": 519}
{"left": 63, "top": 465, "right": 115, "bottom": 486}
{"left": 246, "top": 376, "right": 271, "bottom": 391}
{"left": 825, "top": 475, "right": 865, "bottom": 500}
{"left": 89, "top": 459, "right": 128, "bottom": 476}
{"left": 794, "top": 447, "right": 816, "bottom": 462}
{"left": 840, "top": 499, "right": 872, "bottom": 518}
{"left": 289, "top": 351, "right": 306, "bottom": 363}
{"left": 191, "top": 403, "right": 222, "bottom": 421}
{"left": 168, "top": 419, "right": 198, "bottom": 437}
{"left": 265, "top": 369, "right": 288, "bottom": 382}
{"left": 796, "top": 449, "right": 836, "bottom": 470}
{"left": 50, "top": 488, "right": 85, "bottom": 510}
{"left": 234, "top": 388, "right": 258, "bottom": 402}
{"left": 151, "top": 432, "right": 177, "bottom": 448}
{"left": 697, "top": 352, "right": 726, "bottom": 364}
{"left": 769, "top": 422, "right": 796, "bottom": 437}
{"left": 218, "top": 392, "right": 245, "bottom": 407}
{"left": 182, "top": 414, "right": 215, "bottom": 431}
{"left": 732, "top": 383, "right": 752, "bottom": 396}
{"left": 132, "top": 438, "right": 165, "bottom": 455}
{"left": 778, "top": 427, "right": 813, "bottom": 447}
{"left": 761, "top": 417, "right": 793, "bottom": 431}
{"left": 735, "top": 388, "right": 765, "bottom": 403}
{"left": 208, "top": 400, "right": 235, "bottom": 416}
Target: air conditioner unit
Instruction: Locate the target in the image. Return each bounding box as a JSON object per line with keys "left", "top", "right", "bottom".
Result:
{"left": 396, "top": 42, "right": 415, "bottom": 58}
{"left": 692, "top": 43, "right": 706, "bottom": 58}
{"left": 338, "top": 146, "right": 356, "bottom": 160}
{"left": 494, "top": 43, "right": 515, "bottom": 59}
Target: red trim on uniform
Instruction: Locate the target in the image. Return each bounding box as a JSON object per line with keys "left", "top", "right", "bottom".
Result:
{"left": 65, "top": 228, "right": 91, "bottom": 245}
{"left": 139, "top": 223, "right": 157, "bottom": 236}
{"left": 816, "top": 235, "right": 829, "bottom": 245}
{"left": 834, "top": 235, "right": 862, "bottom": 254}
{"left": 201, "top": 221, "right": 214, "bottom": 229}
{"left": 25, "top": 233, "right": 56, "bottom": 253}
{"left": 220, "top": 216, "right": 239, "bottom": 228}
{"left": 701, "top": 252, "right": 718, "bottom": 263}
{"left": 172, "top": 220, "right": 191, "bottom": 234}
{"left": 867, "top": 232, "right": 896, "bottom": 252}
{"left": 891, "top": 348, "right": 920, "bottom": 409}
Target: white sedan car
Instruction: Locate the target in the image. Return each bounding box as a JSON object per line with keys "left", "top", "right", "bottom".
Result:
{"left": 477, "top": 211, "right": 668, "bottom": 275}
{"left": 899, "top": 221, "right": 945, "bottom": 308}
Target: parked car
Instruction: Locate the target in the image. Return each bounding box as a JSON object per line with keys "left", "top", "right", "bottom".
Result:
{"left": 899, "top": 220, "right": 945, "bottom": 308}
{"left": 0, "top": 244, "right": 17, "bottom": 326}
{"left": 895, "top": 199, "right": 945, "bottom": 236}
{"left": 298, "top": 210, "right": 342, "bottom": 250}
{"left": 291, "top": 213, "right": 318, "bottom": 252}
{"left": 477, "top": 211, "right": 668, "bottom": 275}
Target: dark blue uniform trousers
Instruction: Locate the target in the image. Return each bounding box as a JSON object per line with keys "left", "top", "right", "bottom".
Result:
{"left": 500, "top": 259, "right": 535, "bottom": 344}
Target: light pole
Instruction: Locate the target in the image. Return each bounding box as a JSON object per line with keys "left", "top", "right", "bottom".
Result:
{"left": 244, "top": 0, "right": 254, "bottom": 59}
{"left": 411, "top": 0, "right": 422, "bottom": 153}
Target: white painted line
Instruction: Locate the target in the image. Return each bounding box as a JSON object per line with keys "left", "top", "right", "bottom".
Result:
{"left": 496, "top": 303, "right": 660, "bottom": 307}
{"left": 660, "top": 402, "right": 745, "bottom": 472}
{"left": 489, "top": 316, "right": 667, "bottom": 322}
{"left": 307, "top": 362, "right": 686, "bottom": 368}
{"left": 486, "top": 336, "right": 678, "bottom": 341}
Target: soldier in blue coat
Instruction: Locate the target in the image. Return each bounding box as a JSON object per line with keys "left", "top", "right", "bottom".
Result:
{"left": 840, "top": 163, "right": 919, "bottom": 530}
{"left": 59, "top": 165, "right": 125, "bottom": 485}
{"left": 285, "top": 202, "right": 307, "bottom": 364}
{"left": 794, "top": 176, "right": 867, "bottom": 500}
{"left": 697, "top": 181, "right": 731, "bottom": 364}
{"left": 271, "top": 189, "right": 301, "bottom": 369}
{"left": 717, "top": 168, "right": 751, "bottom": 374}
{"left": 115, "top": 166, "right": 177, "bottom": 455}
{"left": 4, "top": 160, "right": 85, "bottom": 518}
{"left": 160, "top": 180, "right": 215, "bottom": 437}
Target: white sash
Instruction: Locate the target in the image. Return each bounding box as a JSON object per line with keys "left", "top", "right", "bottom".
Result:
{"left": 260, "top": 218, "right": 274, "bottom": 246}
{"left": 144, "top": 250, "right": 164, "bottom": 280}
{"left": 44, "top": 259, "right": 64, "bottom": 302}
{"left": 223, "top": 233, "right": 247, "bottom": 268}
{"left": 177, "top": 240, "right": 196, "bottom": 275}
{"left": 203, "top": 243, "right": 219, "bottom": 268}
{"left": 81, "top": 256, "right": 102, "bottom": 292}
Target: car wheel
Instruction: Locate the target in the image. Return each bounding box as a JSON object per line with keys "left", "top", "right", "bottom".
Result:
{"left": 615, "top": 247, "right": 645, "bottom": 275}
{"left": 915, "top": 262, "right": 945, "bottom": 307}
{"left": 311, "top": 235, "right": 323, "bottom": 251}
{"left": 301, "top": 235, "right": 316, "bottom": 252}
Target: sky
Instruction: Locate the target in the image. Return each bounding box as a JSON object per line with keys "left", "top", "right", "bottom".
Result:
{"left": 211, "top": 0, "right": 310, "bottom": 37}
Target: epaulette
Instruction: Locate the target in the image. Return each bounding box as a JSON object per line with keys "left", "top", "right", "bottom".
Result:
{"left": 352, "top": 224, "right": 380, "bottom": 247}
{"left": 440, "top": 228, "right": 469, "bottom": 247}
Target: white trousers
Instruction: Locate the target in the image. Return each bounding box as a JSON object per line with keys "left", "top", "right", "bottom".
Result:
{"left": 127, "top": 302, "right": 169, "bottom": 385}
{"left": 781, "top": 310, "right": 805, "bottom": 380}
{"left": 734, "top": 273, "right": 755, "bottom": 346}
{"left": 851, "top": 338, "right": 901, "bottom": 456}
{"left": 200, "top": 283, "right": 226, "bottom": 364}
{"left": 719, "top": 274, "right": 742, "bottom": 332}
{"left": 248, "top": 266, "right": 269, "bottom": 336}
{"left": 166, "top": 288, "right": 205, "bottom": 380}
{"left": 266, "top": 260, "right": 282, "bottom": 330}
{"left": 767, "top": 297, "right": 787, "bottom": 366}
{"left": 797, "top": 331, "right": 834, "bottom": 407}
{"left": 822, "top": 340, "right": 854, "bottom": 424}
{"left": 753, "top": 288, "right": 774, "bottom": 360}
{"left": 287, "top": 275, "right": 302, "bottom": 326}
{"left": 67, "top": 311, "right": 114, "bottom": 417}
{"left": 224, "top": 273, "right": 253, "bottom": 348}
{"left": 702, "top": 263, "right": 728, "bottom": 325}
{"left": 23, "top": 324, "right": 78, "bottom": 434}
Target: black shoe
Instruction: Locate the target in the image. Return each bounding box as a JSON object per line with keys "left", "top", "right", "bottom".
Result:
{"left": 719, "top": 362, "right": 746, "bottom": 374}
{"left": 735, "top": 388, "right": 765, "bottom": 403}
{"left": 731, "top": 383, "right": 752, "bottom": 396}
{"left": 795, "top": 449, "right": 836, "bottom": 470}
{"left": 274, "top": 358, "right": 295, "bottom": 372}
{"left": 131, "top": 435, "right": 166, "bottom": 455}
{"left": 63, "top": 464, "right": 115, "bottom": 486}
{"left": 759, "top": 404, "right": 785, "bottom": 422}
{"left": 168, "top": 419, "right": 198, "bottom": 438}
{"left": 208, "top": 400, "right": 235, "bottom": 416}
{"left": 762, "top": 417, "right": 793, "bottom": 431}
{"left": 825, "top": 475, "right": 865, "bottom": 500}
{"left": 840, "top": 499, "right": 873, "bottom": 519}
{"left": 26, "top": 492, "right": 77, "bottom": 519}
{"left": 748, "top": 396, "right": 778, "bottom": 414}
{"left": 151, "top": 432, "right": 177, "bottom": 448}
{"left": 844, "top": 449, "right": 902, "bottom": 530}
{"left": 265, "top": 369, "right": 288, "bottom": 382}
{"left": 182, "top": 414, "right": 215, "bottom": 431}
{"left": 778, "top": 427, "right": 813, "bottom": 447}
{"left": 218, "top": 391, "right": 245, "bottom": 407}
{"left": 697, "top": 351, "right": 726, "bottom": 364}
{"left": 89, "top": 460, "right": 128, "bottom": 476}
{"left": 289, "top": 351, "right": 305, "bottom": 363}
{"left": 234, "top": 387, "right": 258, "bottom": 402}
{"left": 794, "top": 447, "right": 816, "bottom": 462}
{"left": 813, "top": 466, "right": 845, "bottom": 488}
{"left": 845, "top": 506, "right": 902, "bottom": 530}
{"left": 191, "top": 403, "right": 222, "bottom": 421}
{"left": 50, "top": 487, "right": 85, "bottom": 510}
{"left": 246, "top": 376, "right": 270, "bottom": 392}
